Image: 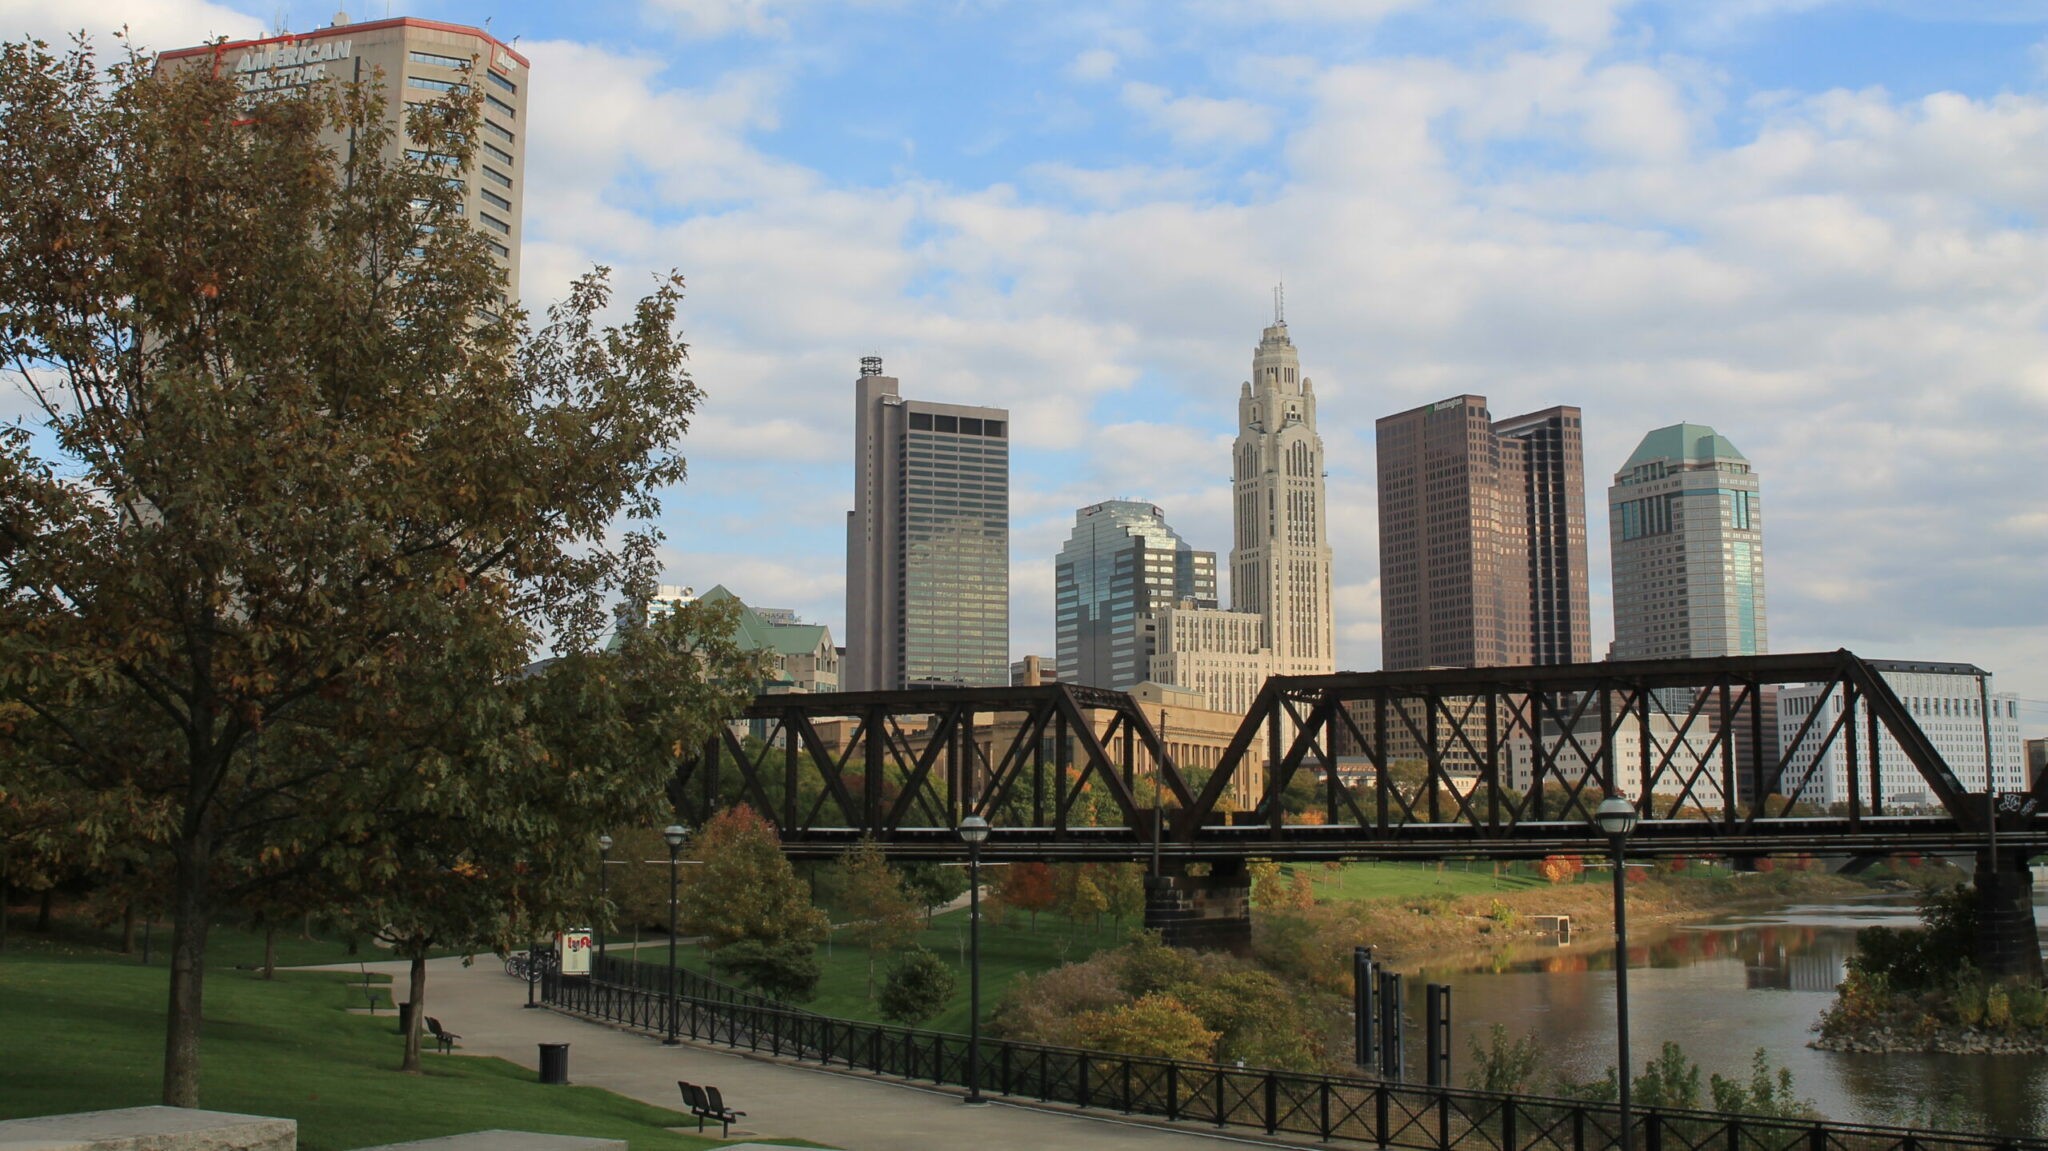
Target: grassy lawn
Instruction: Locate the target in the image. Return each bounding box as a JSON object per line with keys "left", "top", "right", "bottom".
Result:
{"left": 0, "top": 952, "right": 802, "bottom": 1151}
{"left": 1297, "top": 858, "right": 1554, "bottom": 902}
{"left": 659, "top": 907, "right": 1131, "bottom": 1033}
{"left": 0, "top": 907, "right": 465, "bottom": 970}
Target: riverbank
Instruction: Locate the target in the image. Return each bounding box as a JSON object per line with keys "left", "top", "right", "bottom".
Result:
{"left": 1258, "top": 865, "right": 1879, "bottom": 986}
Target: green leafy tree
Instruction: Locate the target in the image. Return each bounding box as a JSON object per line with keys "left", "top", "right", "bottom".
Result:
{"left": 679, "top": 804, "right": 828, "bottom": 993}
{"left": 1097, "top": 863, "right": 1146, "bottom": 931}
{"left": 1054, "top": 865, "right": 1109, "bottom": 934}
{"left": 877, "top": 945, "right": 957, "bottom": 1026}
{"left": 836, "top": 839, "right": 920, "bottom": 994}
{"left": 899, "top": 860, "right": 970, "bottom": 919}
{"left": 0, "top": 39, "right": 733, "bottom": 1105}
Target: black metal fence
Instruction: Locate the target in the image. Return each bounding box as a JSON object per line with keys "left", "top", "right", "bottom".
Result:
{"left": 545, "top": 956, "right": 2043, "bottom": 1151}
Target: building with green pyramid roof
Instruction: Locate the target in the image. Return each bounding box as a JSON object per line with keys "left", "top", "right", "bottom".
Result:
{"left": 654, "top": 584, "right": 839, "bottom": 693}
{"left": 1608, "top": 422, "right": 1767, "bottom": 661}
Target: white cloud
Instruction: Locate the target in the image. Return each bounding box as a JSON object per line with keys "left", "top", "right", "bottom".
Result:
{"left": 1067, "top": 48, "right": 1118, "bottom": 82}
{"left": 1121, "top": 81, "right": 1276, "bottom": 150}
{"left": 4, "top": 0, "right": 265, "bottom": 50}
{"left": 1495, "top": 0, "right": 1635, "bottom": 45}
{"left": 639, "top": 0, "right": 902, "bottom": 40}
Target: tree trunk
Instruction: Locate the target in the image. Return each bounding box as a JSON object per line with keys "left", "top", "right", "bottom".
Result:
{"left": 122, "top": 904, "right": 136, "bottom": 954}
{"left": 1, "top": 876, "right": 9, "bottom": 953}
{"left": 36, "top": 888, "right": 53, "bottom": 931}
{"left": 162, "top": 837, "right": 213, "bottom": 1107}
{"left": 401, "top": 952, "right": 427, "bottom": 1073}
{"left": 263, "top": 927, "right": 277, "bottom": 979}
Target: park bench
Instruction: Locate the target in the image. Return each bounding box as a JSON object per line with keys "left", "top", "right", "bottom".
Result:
{"left": 425, "top": 1016, "right": 460, "bottom": 1054}
{"left": 677, "top": 1081, "right": 745, "bottom": 1136}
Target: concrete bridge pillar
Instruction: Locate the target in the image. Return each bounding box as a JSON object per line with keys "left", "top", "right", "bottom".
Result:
{"left": 1973, "top": 851, "right": 2043, "bottom": 981}
{"left": 1144, "top": 859, "right": 1252, "bottom": 954}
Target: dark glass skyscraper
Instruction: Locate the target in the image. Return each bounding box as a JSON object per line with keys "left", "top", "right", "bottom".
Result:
{"left": 845, "top": 358, "right": 1010, "bottom": 690}
{"left": 1376, "top": 396, "right": 1590, "bottom": 670}
{"left": 1054, "top": 501, "right": 1216, "bottom": 690}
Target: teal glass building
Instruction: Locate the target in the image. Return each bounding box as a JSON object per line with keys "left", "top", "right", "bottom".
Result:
{"left": 1054, "top": 501, "right": 1217, "bottom": 690}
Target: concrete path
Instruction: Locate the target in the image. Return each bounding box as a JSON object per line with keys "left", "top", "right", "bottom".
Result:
{"left": 309, "top": 954, "right": 1306, "bottom": 1151}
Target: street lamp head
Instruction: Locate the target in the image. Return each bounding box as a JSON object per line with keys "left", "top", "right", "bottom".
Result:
{"left": 1595, "top": 795, "right": 1639, "bottom": 838}
{"left": 598, "top": 834, "right": 613, "bottom": 852}
{"left": 958, "top": 814, "right": 990, "bottom": 845}
{"left": 662, "top": 824, "right": 688, "bottom": 849}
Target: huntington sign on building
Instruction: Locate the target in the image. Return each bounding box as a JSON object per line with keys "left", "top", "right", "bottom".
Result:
{"left": 159, "top": 15, "right": 531, "bottom": 297}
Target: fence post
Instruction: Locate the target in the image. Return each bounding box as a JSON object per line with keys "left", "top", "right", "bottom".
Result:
{"left": 1264, "top": 1073, "right": 1279, "bottom": 1134}
{"left": 1808, "top": 1125, "right": 1827, "bottom": 1151}
{"left": 1122, "top": 1059, "right": 1134, "bottom": 1113}
{"left": 1355, "top": 946, "right": 1376, "bottom": 1069}
{"left": 1381, "top": 971, "right": 1405, "bottom": 1080}
{"left": 1217, "top": 1067, "right": 1228, "bottom": 1128}
{"left": 1573, "top": 1105, "right": 1585, "bottom": 1151}
{"left": 1319, "top": 1079, "right": 1331, "bottom": 1141}
{"left": 1000, "top": 1041, "right": 1011, "bottom": 1095}
{"left": 1078, "top": 1054, "right": 1091, "bottom": 1109}
{"left": 1645, "top": 1112, "right": 1661, "bottom": 1151}
{"left": 1376, "top": 1082, "right": 1390, "bottom": 1147}
{"left": 1504, "top": 1096, "right": 1518, "bottom": 1151}
{"left": 1167, "top": 1063, "right": 1180, "bottom": 1122}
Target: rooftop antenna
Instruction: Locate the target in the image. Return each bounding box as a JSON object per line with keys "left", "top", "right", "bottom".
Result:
{"left": 1274, "top": 281, "right": 1286, "bottom": 325}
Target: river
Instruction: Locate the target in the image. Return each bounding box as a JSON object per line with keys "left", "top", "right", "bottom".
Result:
{"left": 1398, "top": 893, "right": 2048, "bottom": 1137}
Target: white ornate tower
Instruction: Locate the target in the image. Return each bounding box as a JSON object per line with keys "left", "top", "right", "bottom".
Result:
{"left": 1229, "top": 297, "right": 1336, "bottom": 674}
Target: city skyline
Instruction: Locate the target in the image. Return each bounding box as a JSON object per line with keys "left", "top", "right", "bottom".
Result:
{"left": 20, "top": 1, "right": 2048, "bottom": 735}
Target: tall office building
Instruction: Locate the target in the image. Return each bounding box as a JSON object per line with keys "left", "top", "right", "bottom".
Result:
{"left": 1229, "top": 314, "right": 1336, "bottom": 674}
{"left": 160, "top": 15, "right": 531, "bottom": 295}
{"left": 1609, "top": 424, "right": 1766, "bottom": 660}
{"left": 845, "top": 358, "right": 1010, "bottom": 691}
{"left": 1055, "top": 501, "right": 1217, "bottom": 690}
{"left": 1376, "top": 396, "right": 1591, "bottom": 670}
{"left": 1779, "top": 663, "right": 2025, "bottom": 808}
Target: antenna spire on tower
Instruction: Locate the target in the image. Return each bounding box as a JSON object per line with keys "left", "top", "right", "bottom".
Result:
{"left": 1274, "top": 281, "right": 1286, "bottom": 325}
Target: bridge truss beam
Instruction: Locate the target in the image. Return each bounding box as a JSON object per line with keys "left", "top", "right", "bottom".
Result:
{"left": 668, "top": 651, "right": 2044, "bottom": 862}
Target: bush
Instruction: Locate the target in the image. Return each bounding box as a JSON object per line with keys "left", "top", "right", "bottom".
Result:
{"left": 1847, "top": 886, "right": 1974, "bottom": 993}
{"left": 1073, "top": 993, "right": 1220, "bottom": 1061}
{"left": 1466, "top": 1024, "right": 1542, "bottom": 1094}
{"left": 710, "top": 938, "right": 822, "bottom": 1003}
{"left": 877, "top": 947, "right": 956, "bottom": 1027}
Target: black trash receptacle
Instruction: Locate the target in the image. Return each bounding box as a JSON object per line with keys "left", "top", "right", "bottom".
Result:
{"left": 538, "top": 1042, "right": 570, "bottom": 1085}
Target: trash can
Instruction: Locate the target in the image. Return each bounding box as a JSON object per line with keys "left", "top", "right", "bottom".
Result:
{"left": 538, "top": 1042, "right": 570, "bottom": 1085}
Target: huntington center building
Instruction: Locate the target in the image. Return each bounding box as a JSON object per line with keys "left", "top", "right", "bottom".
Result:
{"left": 159, "top": 15, "right": 531, "bottom": 296}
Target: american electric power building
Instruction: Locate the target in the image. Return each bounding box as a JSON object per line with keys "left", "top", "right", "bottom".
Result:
{"left": 159, "top": 15, "right": 530, "bottom": 296}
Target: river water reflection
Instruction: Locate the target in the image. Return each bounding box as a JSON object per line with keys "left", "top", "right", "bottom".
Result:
{"left": 1400, "top": 895, "right": 2048, "bottom": 1137}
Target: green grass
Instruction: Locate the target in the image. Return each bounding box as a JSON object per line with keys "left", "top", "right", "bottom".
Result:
{"left": 0, "top": 907, "right": 464, "bottom": 970}
{"left": 658, "top": 907, "right": 1131, "bottom": 1033}
{"left": 0, "top": 952, "right": 807, "bottom": 1151}
{"left": 1292, "top": 859, "right": 1553, "bottom": 902}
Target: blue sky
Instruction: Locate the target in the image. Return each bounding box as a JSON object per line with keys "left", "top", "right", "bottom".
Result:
{"left": 22, "top": 0, "right": 2048, "bottom": 732}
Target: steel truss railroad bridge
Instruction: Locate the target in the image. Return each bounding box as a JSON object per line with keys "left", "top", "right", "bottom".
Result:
{"left": 670, "top": 650, "right": 2044, "bottom": 966}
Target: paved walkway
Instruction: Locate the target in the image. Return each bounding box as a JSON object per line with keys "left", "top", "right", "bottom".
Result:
{"left": 311, "top": 954, "right": 1302, "bottom": 1151}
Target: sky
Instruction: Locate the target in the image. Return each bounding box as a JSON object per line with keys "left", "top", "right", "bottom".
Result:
{"left": 21, "top": 0, "right": 2048, "bottom": 735}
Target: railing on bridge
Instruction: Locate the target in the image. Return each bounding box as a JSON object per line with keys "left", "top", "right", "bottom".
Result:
{"left": 546, "top": 955, "right": 2044, "bottom": 1151}
{"left": 672, "top": 650, "right": 2042, "bottom": 860}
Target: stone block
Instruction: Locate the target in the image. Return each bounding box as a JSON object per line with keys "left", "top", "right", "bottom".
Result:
{"left": 0, "top": 1106, "right": 296, "bottom": 1151}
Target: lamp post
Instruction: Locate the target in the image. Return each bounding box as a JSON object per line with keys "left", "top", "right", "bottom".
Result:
{"left": 958, "top": 813, "right": 990, "bottom": 1104}
{"left": 663, "top": 824, "right": 688, "bottom": 1047}
{"left": 1596, "top": 794, "right": 1639, "bottom": 1151}
{"left": 596, "top": 834, "right": 614, "bottom": 967}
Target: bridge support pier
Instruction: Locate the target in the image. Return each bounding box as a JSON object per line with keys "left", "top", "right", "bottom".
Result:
{"left": 1144, "top": 860, "right": 1251, "bottom": 954}
{"left": 1973, "top": 852, "right": 2043, "bottom": 981}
